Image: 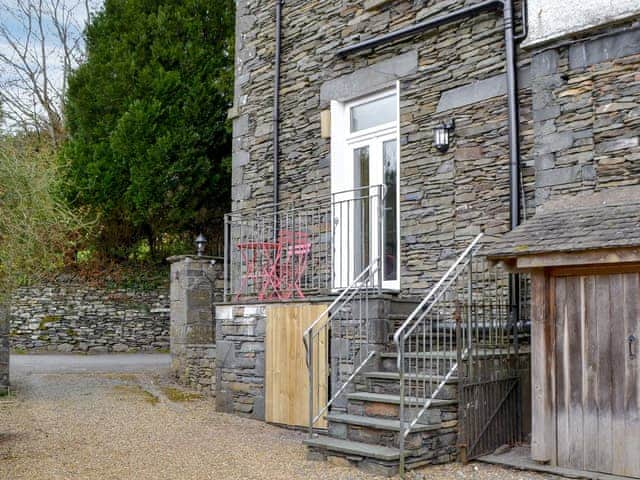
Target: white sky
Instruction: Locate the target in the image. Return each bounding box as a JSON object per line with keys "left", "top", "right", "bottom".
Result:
{"left": 0, "top": 0, "right": 103, "bottom": 133}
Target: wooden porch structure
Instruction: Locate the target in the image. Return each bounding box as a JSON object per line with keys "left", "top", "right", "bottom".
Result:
{"left": 487, "top": 187, "right": 640, "bottom": 479}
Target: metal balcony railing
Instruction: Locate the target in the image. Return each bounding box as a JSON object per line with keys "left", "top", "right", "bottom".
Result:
{"left": 223, "top": 185, "right": 385, "bottom": 302}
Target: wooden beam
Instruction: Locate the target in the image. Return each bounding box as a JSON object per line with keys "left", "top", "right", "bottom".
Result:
{"left": 531, "top": 270, "right": 556, "bottom": 463}
{"left": 516, "top": 248, "right": 640, "bottom": 270}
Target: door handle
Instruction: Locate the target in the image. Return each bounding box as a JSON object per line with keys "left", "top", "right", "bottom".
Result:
{"left": 630, "top": 335, "right": 637, "bottom": 360}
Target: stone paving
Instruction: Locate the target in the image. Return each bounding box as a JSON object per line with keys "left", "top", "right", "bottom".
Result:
{"left": 0, "top": 354, "right": 563, "bottom": 480}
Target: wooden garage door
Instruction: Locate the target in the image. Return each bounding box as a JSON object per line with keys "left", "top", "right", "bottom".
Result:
{"left": 265, "top": 304, "right": 327, "bottom": 428}
{"left": 554, "top": 272, "right": 640, "bottom": 477}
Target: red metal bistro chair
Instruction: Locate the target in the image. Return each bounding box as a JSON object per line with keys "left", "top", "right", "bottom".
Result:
{"left": 277, "top": 230, "right": 311, "bottom": 299}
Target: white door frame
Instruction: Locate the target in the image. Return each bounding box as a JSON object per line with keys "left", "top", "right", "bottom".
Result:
{"left": 330, "top": 84, "right": 401, "bottom": 291}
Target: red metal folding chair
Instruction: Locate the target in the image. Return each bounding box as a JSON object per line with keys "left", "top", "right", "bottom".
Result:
{"left": 277, "top": 230, "right": 311, "bottom": 299}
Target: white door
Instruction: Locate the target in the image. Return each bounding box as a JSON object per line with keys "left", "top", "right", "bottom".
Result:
{"left": 331, "top": 88, "right": 399, "bottom": 290}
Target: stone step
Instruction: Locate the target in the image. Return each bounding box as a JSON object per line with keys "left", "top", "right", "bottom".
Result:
{"left": 347, "top": 391, "right": 458, "bottom": 407}
{"left": 363, "top": 371, "right": 459, "bottom": 383}
{"left": 327, "top": 413, "right": 442, "bottom": 433}
{"left": 303, "top": 435, "right": 401, "bottom": 461}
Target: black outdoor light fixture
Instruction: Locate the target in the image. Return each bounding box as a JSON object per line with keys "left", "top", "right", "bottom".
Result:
{"left": 433, "top": 119, "right": 455, "bottom": 153}
{"left": 195, "top": 233, "right": 207, "bottom": 256}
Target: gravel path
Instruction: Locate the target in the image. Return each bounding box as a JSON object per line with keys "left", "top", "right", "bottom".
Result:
{"left": 1, "top": 354, "right": 563, "bottom": 480}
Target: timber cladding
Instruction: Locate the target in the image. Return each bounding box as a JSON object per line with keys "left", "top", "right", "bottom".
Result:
{"left": 265, "top": 304, "right": 328, "bottom": 428}
{"left": 532, "top": 267, "right": 640, "bottom": 478}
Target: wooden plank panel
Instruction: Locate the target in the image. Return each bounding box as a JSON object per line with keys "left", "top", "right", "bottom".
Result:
{"left": 265, "top": 304, "right": 327, "bottom": 428}
{"left": 623, "top": 273, "right": 640, "bottom": 478}
{"left": 555, "top": 276, "right": 570, "bottom": 468}
{"left": 610, "top": 274, "right": 626, "bottom": 476}
{"left": 531, "top": 271, "right": 555, "bottom": 463}
{"left": 595, "top": 274, "right": 613, "bottom": 474}
{"left": 566, "top": 276, "right": 584, "bottom": 470}
{"left": 583, "top": 275, "right": 599, "bottom": 473}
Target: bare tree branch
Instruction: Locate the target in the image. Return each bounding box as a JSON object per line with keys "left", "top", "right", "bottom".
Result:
{"left": 0, "top": 0, "right": 100, "bottom": 145}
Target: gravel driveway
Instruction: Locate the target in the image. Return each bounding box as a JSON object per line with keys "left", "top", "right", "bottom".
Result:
{"left": 1, "top": 354, "right": 562, "bottom": 480}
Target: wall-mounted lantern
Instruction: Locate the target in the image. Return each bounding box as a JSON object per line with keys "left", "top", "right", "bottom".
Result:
{"left": 433, "top": 119, "right": 455, "bottom": 153}
{"left": 195, "top": 233, "right": 207, "bottom": 256}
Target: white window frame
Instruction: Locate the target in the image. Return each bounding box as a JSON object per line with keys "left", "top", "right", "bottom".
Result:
{"left": 330, "top": 83, "right": 401, "bottom": 291}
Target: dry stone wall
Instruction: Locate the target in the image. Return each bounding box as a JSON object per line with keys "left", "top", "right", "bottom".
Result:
{"left": 181, "top": 343, "right": 217, "bottom": 395}
{"left": 10, "top": 281, "right": 169, "bottom": 353}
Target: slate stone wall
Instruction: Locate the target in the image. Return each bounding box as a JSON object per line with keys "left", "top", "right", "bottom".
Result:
{"left": 215, "top": 304, "right": 265, "bottom": 420}
{"left": 530, "top": 25, "right": 640, "bottom": 206}
{"left": 10, "top": 281, "right": 170, "bottom": 353}
{"left": 232, "top": 0, "right": 535, "bottom": 295}
{"left": 182, "top": 343, "right": 217, "bottom": 394}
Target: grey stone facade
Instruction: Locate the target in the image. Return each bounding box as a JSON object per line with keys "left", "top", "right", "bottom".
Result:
{"left": 231, "top": 0, "right": 537, "bottom": 296}
{"left": 9, "top": 281, "right": 170, "bottom": 353}
{"left": 530, "top": 25, "right": 640, "bottom": 207}
{"left": 232, "top": 1, "right": 640, "bottom": 296}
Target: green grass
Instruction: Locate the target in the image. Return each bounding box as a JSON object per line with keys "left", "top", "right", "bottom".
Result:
{"left": 161, "top": 386, "right": 203, "bottom": 402}
{"left": 113, "top": 385, "right": 159, "bottom": 405}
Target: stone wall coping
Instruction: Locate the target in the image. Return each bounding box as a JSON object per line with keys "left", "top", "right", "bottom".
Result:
{"left": 167, "top": 255, "right": 223, "bottom": 264}
{"left": 215, "top": 292, "right": 411, "bottom": 306}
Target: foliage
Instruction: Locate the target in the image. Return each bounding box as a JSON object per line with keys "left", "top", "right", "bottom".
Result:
{"left": 0, "top": 135, "right": 89, "bottom": 300}
{"left": 62, "top": 0, "right": 235, "bottom": 260}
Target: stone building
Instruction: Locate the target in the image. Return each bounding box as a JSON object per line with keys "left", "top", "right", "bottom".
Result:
{"left": 172, "top": 0, "right": 640, "bottom": 477}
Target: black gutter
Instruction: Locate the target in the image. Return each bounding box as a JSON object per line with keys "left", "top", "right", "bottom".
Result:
{"left": 273, "top": 0, "right": 282, "bottom": 207}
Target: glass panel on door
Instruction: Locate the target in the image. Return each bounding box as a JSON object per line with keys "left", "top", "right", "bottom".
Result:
{"left": 353, "top": 146, "right": 370, "bottom": 276}
{"left": 383, "top": 139, "right": 397, "bottom": 282}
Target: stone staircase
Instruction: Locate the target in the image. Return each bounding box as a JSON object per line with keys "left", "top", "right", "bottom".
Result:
{"left": 304, "top": 300, "right": 461, "bottom": 477}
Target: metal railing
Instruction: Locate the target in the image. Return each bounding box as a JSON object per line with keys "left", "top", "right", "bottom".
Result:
{"left": 223, "top": 185, "right": 385, "bottom": 301}
{"left": 392, "top": 233, "right": 529, "bottom": 475}
{"left": 303, "top": 261, "right": 380, "bottom": 435}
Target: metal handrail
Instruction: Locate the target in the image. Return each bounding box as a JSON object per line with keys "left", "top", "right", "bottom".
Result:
{"left": 392, "top": 233, "right": 483, "bottom": 355}
{"left": 393, "top": 233, "right": 483, "bottom": 477}
{"left": 226, "top": 185, "right": 379, "bottom": 217}
{"left": 302, "top": 264, "right": 373, "bottom": 347}
{"left": 303, "top": 261, "right": 379, "bottom": 435}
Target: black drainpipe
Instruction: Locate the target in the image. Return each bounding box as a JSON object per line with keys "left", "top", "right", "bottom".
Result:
{"left": 273, "top": 0, "right": 282, "bottom": 208}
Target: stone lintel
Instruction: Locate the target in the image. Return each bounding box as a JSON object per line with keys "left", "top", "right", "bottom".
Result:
{"left": 320, "top": 51, "right": 418, "bottom": 106}
{"left": 436, "top": 66, "right": 531, "bottom": 113}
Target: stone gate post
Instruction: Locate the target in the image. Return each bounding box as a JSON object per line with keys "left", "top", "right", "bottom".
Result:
{"left": 168, "top": 255, "right": 222, "bottom": 392}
